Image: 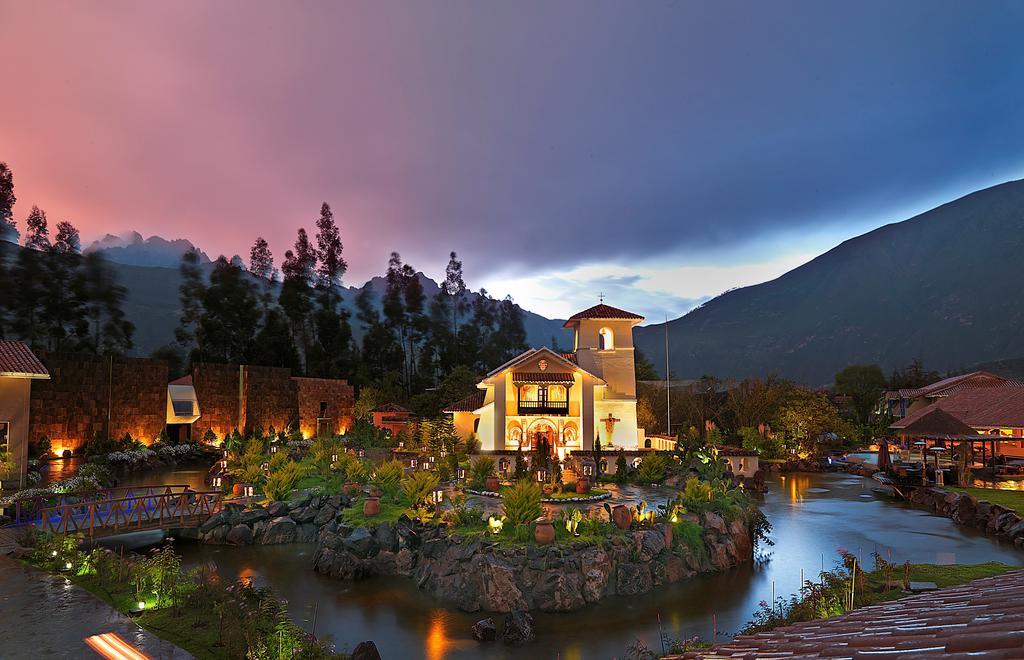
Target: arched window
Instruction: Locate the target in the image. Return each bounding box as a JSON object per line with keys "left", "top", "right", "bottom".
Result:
{"left": 645, "top": 438, "right": 652, "bottom": 449}
{"left": 599, "top": 327, "right": 614, "bottom": 350}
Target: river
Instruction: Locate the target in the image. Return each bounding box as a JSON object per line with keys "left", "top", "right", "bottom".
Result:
{"left": 92, "top": 471, "right": 1019, "bottom": 659}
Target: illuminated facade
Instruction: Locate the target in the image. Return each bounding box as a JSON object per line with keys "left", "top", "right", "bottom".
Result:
{"left": 447, "top": 303, "right": 646, "bottom": 456}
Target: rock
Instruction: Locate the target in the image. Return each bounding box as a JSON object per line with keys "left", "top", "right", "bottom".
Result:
{"left": 291, "top": 505, "right": 318, "bottom": 524}
{"left": 634, "top": 529, "right": 666, "bottom": 561}
{"left": 236, "top": 508, "right": 269, "bottom": 525}
{"left": 226, "top": 524, "right": 254, "bottom": 546}
{"left": 374, "top": 522, "right": 398, "bottom": 552}
{"left": 351, "top": 640, "right": 381, "bottom": 660}
{"left": 266, "top": 501, "right": 289, "bottom": 517}
{"left": 313, "top": 505, "right": 337, "bottom": 527}
{"left": 615, "top": 562, "right": 652, "bottom": 596}
{"left": 472, "top": 618, "right": 497, "bottom": 642}
{"left": 502, "top": 610, "right": 535, "bottom": 645}
{"left": 260, "top": 516, "right": 298, "bottom": 544}
{"left": 297, "top": 522, "right": 318, "bottom": 543}
{"left": 342, "top": 527, "right": 377, "bottom": 557}
{"left": 479, "top": 557, "right": 529, "bottom": 612}
{"left": 205, "top": 524, "right": 230, "bottom": 544}
{"left": 703, "top": 511, "right": 727, "bottom": 535}
{"left": 729, "top": 519, "right": 753, "bottom": 561}
{"left": 199, "top": 510, "right": 231, "bottom": 534}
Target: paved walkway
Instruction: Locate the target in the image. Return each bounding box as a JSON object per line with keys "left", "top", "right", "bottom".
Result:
{"left": 0, "top": 556, "right": 192, "bottom": 659}
{"left": 674, "top": 569, "right": 1024, "bottom": 658}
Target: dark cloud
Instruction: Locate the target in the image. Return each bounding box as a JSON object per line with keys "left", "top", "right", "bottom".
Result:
{"left": 2, "top": 1, "right": 1023, "bottom": 293}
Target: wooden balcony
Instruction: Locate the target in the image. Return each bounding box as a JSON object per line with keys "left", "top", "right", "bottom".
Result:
{"left": 517, "top": 400, "right": 570, "bottom": 416}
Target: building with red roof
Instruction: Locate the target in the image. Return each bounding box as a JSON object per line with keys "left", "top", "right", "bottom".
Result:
{"left": 0, "top": 340, "right": 50, "bottom": 488}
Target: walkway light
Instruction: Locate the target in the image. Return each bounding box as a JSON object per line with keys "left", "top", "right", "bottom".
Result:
{"left": 358, "top": 449, "right": 365, "bottom": 458}
{"left": 488, "top": 516, "right": 504, "bottom": 535}
{"left": 457, "top": 467, "right": 466, "bottom": 480}
{"left": 270, "top": 445, "right": 279, "bottom": 454}
{"left": 537, "top": 469, "right": 547, "bottom": 482}
{"left": 244, "top": 485, "right": 255, "bottom": 498}
{"left": 137, "top": 601, "right": 146, "bottom": 611}
{"left": 410, "top": 458, "right": 418, "bottom": 468}
{"left": 331, "top": 453, "right": 339, "bottom": 463}
{"left": 583, "top": 464, "right": 594, "bottom": 476}
{"left": 212, "top": 476, "right": 222, "bottom": 488}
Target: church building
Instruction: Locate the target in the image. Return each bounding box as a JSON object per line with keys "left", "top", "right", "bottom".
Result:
{"left": 446, "top": 303, "right": 646, "bottom": 457}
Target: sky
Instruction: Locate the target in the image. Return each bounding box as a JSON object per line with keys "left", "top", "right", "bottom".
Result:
{"left": 2, "top": 1, "right": 1024, "bottom": 321}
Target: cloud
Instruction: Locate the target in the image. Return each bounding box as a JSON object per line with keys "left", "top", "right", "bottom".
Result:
{"left": 2, "top": 1, "right": 1023, "bottom": 317}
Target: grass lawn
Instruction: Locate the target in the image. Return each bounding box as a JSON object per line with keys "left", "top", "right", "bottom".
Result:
{"left": 496, "top": 486, "right": 609, "bottom": 500}
{"left": 945, "top": 486, "right": 1024, "bottom": 514}
{"left": 859, "top": 562, "right": 1017, "bottom": 607}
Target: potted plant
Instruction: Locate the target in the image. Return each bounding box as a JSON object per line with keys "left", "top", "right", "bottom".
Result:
{"left": 576, "top": 477, "right": 590, "bottom": 494}
{"left": 363, "top": 496, "right": 380, "bottom": 517}
{"left": 534, "top": 517, "right": 555, "bottom": 545}
{"left": 343, "top": 481, "right": 361, "bottom": 496}
{"left": 485, "top": 475, "right": 500, "bottom": 492}
{"left": 611, "top": 504, "right": 631, "bottom": 530}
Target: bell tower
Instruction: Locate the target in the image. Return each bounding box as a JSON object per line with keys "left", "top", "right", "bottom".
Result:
{"left": 564, "top": 303, "right": 644, "bottom": 398}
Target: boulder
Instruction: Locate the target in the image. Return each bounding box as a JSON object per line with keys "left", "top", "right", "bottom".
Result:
{"left": 342, "top": 527, "right": 377, "bottom": 558}
{"left": 204, "top": 524, "right": 230, "bottom": 544}
{"left": 236, "top": 508, "right": 270, "bottom": 525}
{"left": 313, "top": 505, "right": 337, "bottom": 527}
{"left": 479, "top": 557, "right": 529, "bottom": 612}
{"left": 351, "top": 640, "right": 381, "bottom": 660}
{"left": 472, "top": 618, "right": 497, "bottom": 642}
{"left": 533, "top": 570, "right": 586, "bottom": 611}
{"left": 502, "top": 610, "right": 535, "bottom": 645}
{"left": 615, "top": 562, "right": 652, "bottom": 596}
{"left": 374, "top": 522, "right": 398, "bottom": 552}
{"left": 199, "top": 510, "right": 231, "bottom": 535}
{"left": 634, "top": 529, "right": 666, "bottom": 561}
{"left": 297, "top": 522, "right": 318, "bottom": 543}
{"left": 226, "top": 524, "right": 254, "bottom": 546}
{"left": 291, "top": 505, "right": 318, "bottom": 524}
{"left": 261, "top": 516, "right": 298, "bottom": 544}
{"left": 703, "top": 512, "right": 727, "bottom": 535}
{"left": 267, "top": 501, "right": 289, "bottom": 518}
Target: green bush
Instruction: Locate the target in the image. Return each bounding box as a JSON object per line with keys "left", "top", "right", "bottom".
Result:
{"left": 681, "top": 476, "right": 714, "bottom": 513}
{"left": 263, "top": 462, "right": 306, "bottom": 501}
{"left": 372, "top": 460, "right": 406, "bottom": 499}
{"left": 502, "top": 480, "right": 542, "bottom": 527}
{"left": 615, "top": 452, "right": 628, "bottom": 483}
{"left": 635, "top": 453, "right": 669, "bottom": 483}
{"left": 469, "top": 455, "right": 496, "bottom": 489}
{"left": 402, "top": 470, "right": 440, "bottom": 510}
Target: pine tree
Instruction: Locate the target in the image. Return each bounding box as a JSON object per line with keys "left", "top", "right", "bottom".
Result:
{"left": 248, "top": 237, "right": 275, "bottom": 281}
{"left": 79, "top": 252, "right": 134, "bottom": 354}
{"left": 43, "top": 221, "right": 87, "bottom": 350}
{"left": 444, "top": 251, "right": 467, "bottom": 335}
{"left": 176, "top": 249, "right": 206, "bottom": 356}
{"left": 0, "top": 162, "right": 17, "bottom": 242}
{"left": 315, "top": 202, "right": 346, "bottom": 288}
{"left": 196, "top": 256, "right": 261, "bottom": 363}
{"left": 279, "top": 228, "right": 317, "bottom": 369}
{"left": 23, "top": 206, "right": 50, "bottom": 251}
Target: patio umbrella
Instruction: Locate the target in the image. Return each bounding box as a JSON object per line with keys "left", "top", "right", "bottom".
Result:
{"left": 877, "top": 440, "right": 892, "bottom": 472}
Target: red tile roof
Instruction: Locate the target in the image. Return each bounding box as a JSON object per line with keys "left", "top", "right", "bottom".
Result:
{"left": 560, "top": 352, "right": 578, "bottom": 365}
{"left": 0, "top": 340, "right": 49, "bottom": 378}
{"left": 892, "top": 387, "right": 1024, "bottom": 430}
{"left": 372, "top": 402, "right": 411, "bottom": 413}
{"left": 442, "top": 390, "right": 486, "bottom": 413}
{"left": 890, "top": 406, "right": 980, "bottom": 437}
{"left": 563, "top": 303, "right": 644, "bottom": 327}
{"left": 169, "top": 375, "right": 193, "bottom": 386}
{"left": 676, "top": 569, "right": 1024, "bottom": 658}
{"left": 712, "top": 444, "right": 759, "bottom": 457}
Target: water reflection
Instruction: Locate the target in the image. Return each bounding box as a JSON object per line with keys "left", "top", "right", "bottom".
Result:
{"left": 158, "top": 471, "right": 1023, "bottom": 658}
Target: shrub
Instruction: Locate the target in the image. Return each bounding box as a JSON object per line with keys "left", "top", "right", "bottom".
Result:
{"left": 635, "top": 453, "right": 669, "bottom": 483}
{"left": 28, "top": 435, "right": 51, "bottom": 459}
{"left": 263, "top": 462, "right": 306, "bottom": 501}
{"left": 469, "top": 455, "right": 496, "bottom": 489}
{"left": 440, "top": 493, "right": 482, "bottom": 528}
{"left": 402, "top": 470, "right": 440, "bottom": 510}
{"left": 372, "top": 460, "right": 406, "bottom": 499}
{"left": 615, "top": 451, "right": 628, "bottom": 483}
{"left": 77, "top": 463, "right": 113, "bottom": 486}
{"left": 681, "top": 476, "right": 714, "bottom": 513}
{"left": 502, "top": 480, "right": 542, "bottom": 527}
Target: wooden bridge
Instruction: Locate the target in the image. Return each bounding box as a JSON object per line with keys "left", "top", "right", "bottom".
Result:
{"left": 9, "top": 485, "right": 223, "bottom": 539}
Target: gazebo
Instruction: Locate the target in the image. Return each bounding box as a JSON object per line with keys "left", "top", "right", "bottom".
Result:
{"left": 890, "top": 407, "right": 1001, "bottom": 478}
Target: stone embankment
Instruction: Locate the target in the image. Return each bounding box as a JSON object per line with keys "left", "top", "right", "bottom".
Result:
{"left": 311, "top": 511, "right": 753, "bottom": 612}
{"left": 182, "top": 493, "right": 351, "bottom": 545}
{"left": 906, "top": 486, "right": 1024, "bottom": 547}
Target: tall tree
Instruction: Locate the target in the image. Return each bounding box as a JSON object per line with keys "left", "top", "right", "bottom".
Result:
{"left": 315, "top": 202, "right": 346, "bottom": 288}
{"left": 175, "top": 249, "right": 206, "bottom": 356}
{"left": 248, "top": 237, "right": 275, "bottom": 281}
{"left": 444, "top": 251, "right": 467, "bottom": 336}
{"left": 78, "top": 252, "right": 134, "bottom": 354}
{"left": 0, "top": 161, "right": 17, "bottom": 242}
{"left": 43, "top": 221, "right": 87, "bottom": 350}
{"left": 195, "top": 256, "right": 260, "bottom": 363}
{"left": 279, "top": 228, "right": 317, "bottom": 368}
{"left": 23, "top": 205, "right": 50, "bottom": 250}
{"left": 834, "top": 364, "right": 887, "bottom": 425}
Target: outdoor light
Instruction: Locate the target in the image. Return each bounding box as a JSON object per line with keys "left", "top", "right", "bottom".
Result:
{"left": 219, "top": 459, "right": 228, "bottom": 469}
{"left": 488, "top": 516, "right": 504, "bottom": 535}
{"left": 212, "top": 477, "right": 222, "bottom": 488}
{"left": 137, "top": 601, "right": 146, "bottom": 611}
{"left": 65, "top": 561, "right": 73, "bottom": 570}
{"left": 358, "top": 449, "right": 365, "bottom": 458}
{"left": 223, "top": 449, "right": 229, "bottom": 458}
{"left": 51, "top": 550, "right": 58, "bottom": 557}
{"left": 245, "top": 485, "right": 255, "bottom": 498}
{"left": 457, "top": 467, "right": 466, "bottom": 480}
{"left": 331, "top": 453, "right": 339, "bottom": 463}
{"left": 424, "top": 462, "right": 432, "bottom": 471}
{"left": 583, "top": 465, "right": 593, "bottom": 476}
{"left": 537, "top": 469, "right": 547, "bottom": 482}
{"left": 411, "top": 458, "right": 418, "bottom": 468}
{"left": 398, "top": 440, "right": 405, "bottom": 449}
{"left": 431, "top": 488, "right": 444, "bottom": 505}
{"left": 271, "top": 445, "right": 278, "bottom": 454}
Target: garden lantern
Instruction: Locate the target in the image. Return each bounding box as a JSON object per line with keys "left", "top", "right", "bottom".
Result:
{"left": 457, "top": 467, "right": 466, "bottom": 480}
{"left": 411, "top": 458, "right": 418, "bottom": 468}
{"left": 358, "top": 449, "right": 365, "bottom": 458}
{"left": 244, "top": 485, "right": 255, "bottom": 498}
{"left": 398, "top": 440, "right": 405, "bottom": 449}
{"left": 583, "top": 464, "right": 594, "bottom": 477}
{"left": 261, "top": 461, "right": 269, "bottom": 471}
{"left": 331, "top": 453, "right": 339, "bottom": 463}
{"left": 223, "top": 449, "right": 229, "bottom": 458}
{"left": 488, "top": 516, "right": 504, "bottom": 535}
{"left": 219, "top": 459, "right": 228, "bottom": 470}
{"left": 212, "top": 476, "right": 222, "bottom": 489}
{"left": 431, "top": 487, "right": 445, "bottom": 505}
{"left": 137, "top": 601, "right": 146, "bottom": 611}
{"left": 423, "top": 461, "right": 432, "bottom": 471}
{"left": 537, "top": 469, "right": 547, "bottom": 482}
{"left": 270, "top": 445, "right": 278, "bottom": 454}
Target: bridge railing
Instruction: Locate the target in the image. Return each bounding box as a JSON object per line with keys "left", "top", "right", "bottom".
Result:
{"left": 34, "top": 490, "right": 222, "bottom": 537}
{"left": 9, "top": 484, "right": 197, "bottom": 526}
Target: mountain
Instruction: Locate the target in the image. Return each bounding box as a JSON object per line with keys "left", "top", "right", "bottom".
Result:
{"left": 634, "top": 179, "right": 1024, "bottom": 385}
{"left": 85, "top": 231, "right": 211, "bottom": 268}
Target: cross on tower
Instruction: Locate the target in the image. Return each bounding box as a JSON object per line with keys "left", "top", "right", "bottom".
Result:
{"left": 598, "top": 291, "right": 605, "bottom": 303}
{"left": 600, "top": 413, "right": 621, "bottom": 436}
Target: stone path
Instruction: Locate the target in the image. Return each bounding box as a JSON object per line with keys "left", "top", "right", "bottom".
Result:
{"left": 0, "top": 556, "right": 193, "bottom": 659}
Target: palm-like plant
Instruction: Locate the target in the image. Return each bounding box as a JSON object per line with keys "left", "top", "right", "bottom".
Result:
{"left": 402, "top": 470, "right": 440, "bottom": 510}
{"left": 502, "top": 480, "right": 542, "bottom": 527}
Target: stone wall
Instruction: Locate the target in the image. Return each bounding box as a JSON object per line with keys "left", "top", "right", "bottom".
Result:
{"left": 28, "top": 352, "right": 169, "bottom": 452}
{"left": 907, "top": 486, "right": 1024, "bottom": 547}
{"left": 294, "top": 377, "right": 355, "bottom": 438}
{"left": 188, "top": 493, "right": 350, "bottom": 545}
{"left": 313, "top": 511, "right": 753, "bottom": 613}
{"left": 244, "top": 365, "right": 296, "bottom": 434}
{"left": 191, "top": 363, "right": 243, "bottom": 440}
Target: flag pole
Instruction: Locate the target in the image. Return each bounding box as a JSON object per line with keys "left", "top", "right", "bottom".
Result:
{"left": 665, "top": 314, "right": 671, "bottom": 437}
